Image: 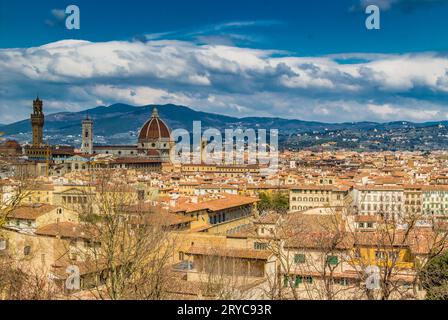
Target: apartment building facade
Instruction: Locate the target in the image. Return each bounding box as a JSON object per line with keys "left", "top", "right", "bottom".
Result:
{"left": 353, "top": 186, "right": 404, "bottom": 218}
{"left": 289, "top": 185, "right": 352, "bottom": 212}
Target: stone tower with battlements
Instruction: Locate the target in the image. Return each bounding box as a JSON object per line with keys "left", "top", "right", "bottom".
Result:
{"left": 31, "top": 97, "right": 44, "bottom": 146}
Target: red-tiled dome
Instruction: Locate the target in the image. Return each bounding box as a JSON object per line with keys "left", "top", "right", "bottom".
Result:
{"left": 138, "top": 108, "right": 170, "bottom": 141}
{"left": 3, "top": 140, "right": 21, "bottom": 148}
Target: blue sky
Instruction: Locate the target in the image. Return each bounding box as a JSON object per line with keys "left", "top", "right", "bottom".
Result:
{"left": 1, "top": 0, "right": 448, "bottom": 123}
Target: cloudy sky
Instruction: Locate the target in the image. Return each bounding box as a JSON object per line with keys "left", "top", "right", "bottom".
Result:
{"left": 1, "top": 0, "right": 448, "bottom": 124}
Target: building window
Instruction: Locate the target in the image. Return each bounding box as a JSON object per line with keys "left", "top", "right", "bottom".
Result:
{"left": 0, "top": 239, "right": 7, "bottom": 251}
{"left": 327, "top": 255, "right": 339, "bottom": 265}
{"left": 254, "top": 242, "right": 268, "bottom": 250}
{"left": 337, "top": 278, "right": 351, "bottom": 286}
{"left": 24, "top": 245, "right": 31, "bottom": 256}
{"left": 375, "top": 250, "right": 387, "bottom": 260}
{"left": 283, "top": 275, "right": 290, "bottom": 287}
{"left": 389, "top": 251, "right": 399, "bottom": 261}
{"left": 294, "top": 276, "right": 302, "bottom": 287}
{"left": 294, "top": 254, "right": 306, "bottom": 264}
{"left": 69, "top": 252, "right": 77, "bottom": 261}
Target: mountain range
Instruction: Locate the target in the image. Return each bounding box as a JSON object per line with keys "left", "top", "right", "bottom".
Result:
{"left": 1, "top": 103, "right": 447, "bottom": 150}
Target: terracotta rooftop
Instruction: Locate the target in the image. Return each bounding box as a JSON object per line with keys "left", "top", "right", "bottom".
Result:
{"left": 36, "top": 222, "right": 96, "bottom": 240}
{"left": 289, "top": 184, "right": 351, "bottom": 192}
{"left": 172, "top": 194, "right": 259, "bottom": 213}
{"left": 8, "top": 204, "right": 57, "bottom": 220}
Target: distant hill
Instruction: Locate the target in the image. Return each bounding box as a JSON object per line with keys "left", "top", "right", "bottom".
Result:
{"left": 1, "top": 103, "right": 447, "bottom": 150}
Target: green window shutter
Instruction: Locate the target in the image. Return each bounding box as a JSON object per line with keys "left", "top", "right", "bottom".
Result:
{"left": 327, "top": 255, "right": 339, "bottom": 265}
{"left": 294, "top": 276, "right": 302, "bottom": 287}
{"left": 284, "top": 276, "right": 289, "bottom": 287}
{"left": 307, "top": 277, "right": 313, "bottom": 284}
{"left": 294, "top": 254, "right": 306, "bottom": 264}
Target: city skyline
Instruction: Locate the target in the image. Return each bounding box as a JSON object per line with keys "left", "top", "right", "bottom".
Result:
{"left": 1, "top": 0, "right": 448, "bottom": 305}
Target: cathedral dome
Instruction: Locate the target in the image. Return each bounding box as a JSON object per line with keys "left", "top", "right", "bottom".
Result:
{"left": 138, "top": 107, "right": 170, "bottom": 142}
{"left": 3, "top": 140, "right": 21, "bottom": 148}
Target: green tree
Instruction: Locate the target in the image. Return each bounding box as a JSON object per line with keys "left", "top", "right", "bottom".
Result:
{"left": 272, "top": 192, "right": 289, "bottom": 214}
{"left": 257, "top": 192, "right": 289, "bottom": 214}
{"left": 421, "top": 252, "right": 448, "bottom": 300}
{"left": 258, "top": 192, "right": 272, "bottom": 213}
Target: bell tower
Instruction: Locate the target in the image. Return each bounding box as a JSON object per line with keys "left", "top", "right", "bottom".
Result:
{"left": 81, "top": 115, "right": 93, "bottom": 154}
{"left": 31, "top": 96, "right": 44, "bottom": 146}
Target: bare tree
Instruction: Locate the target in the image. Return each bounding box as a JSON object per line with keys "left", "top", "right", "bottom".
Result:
{"left": 0, "top": 176, "right": 34, "bottom": 227}
{"left": 70, "top": 170, "right": 178, "bottom": 300}
{"left": 194, "top": 249, "right": 259, "bottom": 300}
{"left": 345, "top": 207, "right": 448, "bottom": 300}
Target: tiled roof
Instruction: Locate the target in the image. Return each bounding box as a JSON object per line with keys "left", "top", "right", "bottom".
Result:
{"left": 8, "top": 204, "right": 57, "bottom": 220}
{"left": 172, "top": 194, "right": 259, "bottom": 213}
{"left": 36, "top": 222, "right": 96, "bottom": 240}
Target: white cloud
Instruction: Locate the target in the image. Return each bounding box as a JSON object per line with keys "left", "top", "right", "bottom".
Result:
{"left": 367, "top": 103, "right": 441, "bottom": 121}
{"left": 1, "top": 39, "right": 448, "bottom": 123}
{"left": 51, "top": 9, "right": 66, "bottom": 21}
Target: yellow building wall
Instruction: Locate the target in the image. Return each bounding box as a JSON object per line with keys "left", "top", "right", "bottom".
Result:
{"left": 352, "top": 247, "right": 414, "bottom": 269}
